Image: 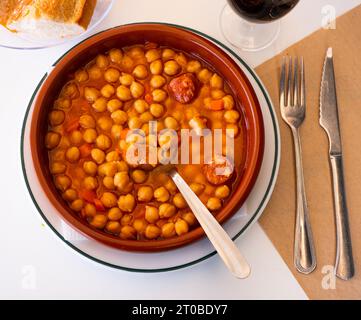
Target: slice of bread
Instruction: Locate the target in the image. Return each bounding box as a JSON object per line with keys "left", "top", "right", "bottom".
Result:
{"left": 4, "top": 0, "right": 96, "bottom": 39}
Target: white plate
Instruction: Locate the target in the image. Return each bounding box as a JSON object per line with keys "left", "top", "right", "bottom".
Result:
{"left": 0, "top": 0, "right": 114, "bottom": 50}
{"left": 20, "top": 24, "right": 280, "bottom": 273}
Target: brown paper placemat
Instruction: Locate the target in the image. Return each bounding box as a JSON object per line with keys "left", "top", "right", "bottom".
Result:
{"left": 256, "top": 5, "right": 361, "bottom": 300}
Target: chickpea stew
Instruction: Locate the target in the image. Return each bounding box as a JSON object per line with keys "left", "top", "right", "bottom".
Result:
{"left": 45, "top": 43, "right": 246, "bottom": 241}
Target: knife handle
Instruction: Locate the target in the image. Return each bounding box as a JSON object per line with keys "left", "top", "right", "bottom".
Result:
{"left": 330, "top": 154, "right": 355, "bottom": 280}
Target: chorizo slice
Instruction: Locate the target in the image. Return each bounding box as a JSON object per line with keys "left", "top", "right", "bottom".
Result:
{"left": 168, "top": 73, "right": 198, "bottom": 104}
{"left": 203, "top": 156, "right": 234, "bottom": 185}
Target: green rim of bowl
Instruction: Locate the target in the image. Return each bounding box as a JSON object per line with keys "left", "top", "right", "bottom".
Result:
{"left": 20, "top": 22, "right": 280, "bottom": 273}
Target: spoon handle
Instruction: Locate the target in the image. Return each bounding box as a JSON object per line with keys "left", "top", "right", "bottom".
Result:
{"left": 170, "top": 170, "right": 251, "bottom": 279}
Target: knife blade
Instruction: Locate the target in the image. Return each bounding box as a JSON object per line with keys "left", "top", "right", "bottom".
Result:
{"left": 320, "top": 47, "right": 354, "bottom": 280}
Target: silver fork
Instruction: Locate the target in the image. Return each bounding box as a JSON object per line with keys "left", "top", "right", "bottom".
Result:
{"left": 280, "top": 56, "right": 316, "bottom": 274}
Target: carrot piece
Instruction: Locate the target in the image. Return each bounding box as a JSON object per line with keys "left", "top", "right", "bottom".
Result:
{"left": 120, "top": 128, "right": 130, "bottom": 140}
{"left": 145, "top": 93, "right": 153, "bottom": 104}
{"left": 79, "top": 190, "right": 96, "bottom": 203}
{"left": 66, "top": 118, "right": 79, "bottom": 132}
{"left": 79, "top": 143, "right": 92, "bottom": 158}
{"left": 209, "top": 99, "right": 225, "bottom": 111}
{"left": 94, "top": 199, "right": 106, "bottom": 212}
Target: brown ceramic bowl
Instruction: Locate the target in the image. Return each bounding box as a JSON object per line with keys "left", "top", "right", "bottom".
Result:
{"left": 30, "top": 24, "right": 264, "bottom": 252}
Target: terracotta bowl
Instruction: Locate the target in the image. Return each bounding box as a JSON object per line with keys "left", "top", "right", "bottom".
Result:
{"left": 30, "top": 24, "right": 264, "bottom": 252}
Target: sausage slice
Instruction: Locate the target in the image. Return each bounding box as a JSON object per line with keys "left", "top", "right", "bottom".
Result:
{"left": 168, "top": 73, "right": 198, "bottom": 104}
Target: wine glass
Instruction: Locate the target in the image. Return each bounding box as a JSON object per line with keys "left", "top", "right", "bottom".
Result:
{"left": 220, "top": 0, "right": 300, "bottom": 51}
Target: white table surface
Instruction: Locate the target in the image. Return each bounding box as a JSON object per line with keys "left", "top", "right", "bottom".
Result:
{"left": 0, "top": 0, "right": 359, "bottom": 300}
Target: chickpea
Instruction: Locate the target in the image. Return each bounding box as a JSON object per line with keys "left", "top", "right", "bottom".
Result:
{"left": 48, "top": 109, "right": 65, "bottom": 126}
{"left": 52, "top": 149, "right": 66, "bottom": 162}
{"left": 206, "top": 197, "right": 222, "bottom": 210}
{"left": 175, "top": 219, "right": 189, "bottom": 236}
{"left": 111, "top": 124, "right": 123, "bottom": 139}
{"left": 128, "top": 46, "right": 144, "bottom": 58}
{"left": 145, "top": 49, "right": 161, "bottom": 63}
{"left": 117, "top": 161, "right": 129, "bottom": 172}
{"left": 164, "top": 60, "right": 180, "bottom": 76}
{"left": 150, "top": 60, "right": 163, "bottom": 75}
{"left": 96, "top": 54, "right": 109, "bottom": 68}
{"left": 141, "top": 123, "right": 150, "bottom": 135}
{"left": 45, "top": 131, "right": 61, "bottom": 149}
{"left": 223, "top": 95, "right": 235, "bottom": 110}
{"left": 226, "top": 124, "right": 239, "bottom": 137}
{"left": 121, "top": 214, "right": 133, "bottom": 226}
{"left": 198, "top": 68, "right": 213, "bottom": 83}
{"left": 133, "top": 219, "right": 147, "bottom": 233}
{"left": 130, "top": 81, "right": 144, "bottom": 99}
{"left": 79, "top": 114, "right": 96, "bottom": 129}
{"left": 164, "top": 116, "right": 179, "bottom": 130}
{"left": 118, "top": 194, "right": 136, "bottom": 212}
{"left": 116, "top": 85, "right": 132, "bottom": 101}
{"left": 175, "top": 53, "right": 187, "bottom": 66}
{"left": 150, "top": 103, "right": 164, "bottom": 118}
{"left": 128, "top": 117, "right": 143, "bottom": 130}
{"left": 62, "top": 188, "right": 78, "bottom": 201}
{"left": 224, "top": 110, "right": 240, "bottom": 123}
{"left": 186, "top": 60, "right": 202, "bottom": 73}
{"left": 98, "top": 162, "right": 117, "bottom": 177}
{"left": 173, "top": 193, "right": 187, "bottom": 209}
{"left": 137, "top": 186, "right": 153, "bottom": 202}
{"left": 83, "top": 129, "right": 97, "bottom": 144}
{"left": 130, "top": 170, "right": 147, "bottom": 184}
{"left": 101, "top": 192, "right": 118, "bottom": 208}
{"left": 110, "top": 110, "right": 127, "bottom": 125}
{"left": 88, "top": 65, "right": 102, "bottom": 80}
{"left": 74, "top": 69, "right": 88, "bottom": 83}
{"left": 132, "top": 65, "right": 148, "bottom": 79}
{"left": 119, "top": 73, "right": 134, "bottom": 86}
{"left": 109, "top": 48, "right": 123, "bottom": 64}
{"left": 83, "top": 161, "right": 98, "bottom": 176}
{"left": 106, "top": 151, "right": 120, "bottom": 162}
{"left": 152, "top": 89, "right": 167, "bottom": 102}
{"left": 107, "top": 99, "right": 122, "bottom": 113}
{"left": 104, "top": 68, "right": 120, "bottom": 83}
{"left": 164, "top": 179, "right": 177, "bottom": 194}
{"left": 210, "top": 74, "right": 224, "bottom": 89}
{"left": 211, "top": 89, "right": 225, "bottom": 100}
{"left": 161, "top": 48, "right": 175, "bottom": 61}
{"left": 66, "top": 146, "right": 80, "bottom": 162}
{"left": 114, "top": 172, "right": 130, "bottom": 190}
{"left": 106, "top": 221, "right": 121, "bottom": 234}
{"left": 103, "top": 176, "right": 115, "bottom": 189}
{"left": 54, "top": 98, "right": 71, "bottom": 110}
{"left": 150, "top": 75, "right": 166, "bottom": 89}
{"left": 95, "top": 134, "right": 112, "bottom": 150}
{"left": 162, "top": 222, "right": 176, "bottom": 238}
{"left": 145, "top": 225, "right": 161, "bottom": 239}
{"left": 90, "top": 214, "right": 108, "bottom": 229}
{"left": 122, "top": 55, "right": 135, "bottom": 70}
{"left": 144, "top": 206, "right": 159, "bottom": 224}
{"left": 54, "top": 175, "right": 71, "bottom": 192}
{"left": 70, "top": 199, "right": 84, "bottom": 212}
{"left": 158, "top": 132, "right": 172, "bottom": 146}
{"left": 62, "top": 82, "right": 79, "bottom": 99}
{"left": 50, "top": 161, "right": 66, "bottom": 174}
{"left": 159, "top": 203, "right": 176, "bottom": 218}
{"left": 154, "top": 186, "right": 170, "bottom": 202}
{"left": 84, "top": 87, "right": 100, "bottom": 102}
{"left": 83, "top": 176, "right": 98, "bottom": 190}
{"left": 188, "top": 183, "right": 204, "bottom": 196}
{"left": 139, "top": 112, "right": 153, "bottom": 123}
{"left": 84, "top": 203, "right": 97, "bottom": 217}
{"left": 91, "top": 148, "right": 105, "bottom": 164}
{"left": 108, "top": 207, "right": 123, "bottom": 221}
{"left": 69, "top": 130, "right": 83, "bottom": 146}
{"left": 120, "top": 225, "right": 136, "bottom": 239}
{"left": 92, "top": 97, "right": 108, "bottom": 112}
{"left": 96, "top": 116, "right": 112, "bottom": 132}
{"left": 182, "top": 212, "right": 196, "bottom": 226}
{"left": 133, "top": 99, "right": 149, "bottom": 114}
{"left": 100, "top": 84, "right": 115, "bottom": 98}
{"left": 215, "top": 185, "right": 230, "bottom": 199}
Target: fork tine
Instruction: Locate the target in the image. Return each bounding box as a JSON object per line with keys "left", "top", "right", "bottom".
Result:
{"left": 287, "top": 56, "right": 292, "bottom": 106}
{"left": 280, "top": 56, "right": 287, "bottom": 107}
{"left": 293, "top": 57, "right": 299, "bottom": 106}
{"left": 300, "top": 57, "right": 305, "bottom": 107}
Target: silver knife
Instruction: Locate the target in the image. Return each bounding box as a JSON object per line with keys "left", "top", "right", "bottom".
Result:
{"left": 320, "top": 47, "right": 355, "bottom": 280}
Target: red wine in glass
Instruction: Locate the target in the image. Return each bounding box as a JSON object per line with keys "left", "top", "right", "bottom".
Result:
{"left": 228, "top": 0, "right": 300, "bottom": 23}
